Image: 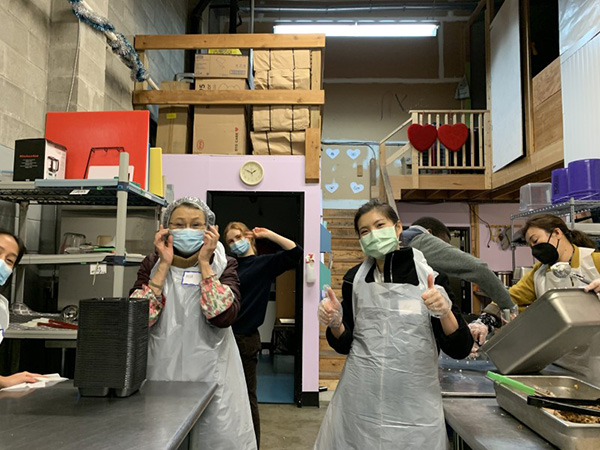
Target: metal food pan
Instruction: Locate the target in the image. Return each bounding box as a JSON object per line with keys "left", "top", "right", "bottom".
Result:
{"left": 481, "top": 288, "right": 600, "bottom": 374}
{"left": 493, "top": 375, "right": 600, "bottom": 450}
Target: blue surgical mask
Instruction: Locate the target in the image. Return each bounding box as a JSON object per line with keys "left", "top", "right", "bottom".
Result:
{"left": 0, "top": 259, "right": 13, "bottom": 286}
{"left": 171, "top": 228, "right": 205, "bottom": 255}
{"left": 230, "top": 239, "right": 250, "bottom": 256}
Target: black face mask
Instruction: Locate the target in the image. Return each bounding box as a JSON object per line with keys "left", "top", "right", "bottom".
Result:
{"left": 531, "top": 234, "right": 560, "bottom": 265}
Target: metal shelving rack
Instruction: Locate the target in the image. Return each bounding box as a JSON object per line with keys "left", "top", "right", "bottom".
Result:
{"left": 510, "top": 198, "right": 600, "bottom": 270}
{"left": 0, "top": 153, "right": 167, "bottom": 308}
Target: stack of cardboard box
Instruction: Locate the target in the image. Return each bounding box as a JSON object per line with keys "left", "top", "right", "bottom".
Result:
{"left": 156, "top": 81, "right": 192, "bottom": 154}
{"left": 193, "top": 54, "right": 249, "bottom": 155}
{"left": 251, "top": 50, "right": 312, "bottom": 155}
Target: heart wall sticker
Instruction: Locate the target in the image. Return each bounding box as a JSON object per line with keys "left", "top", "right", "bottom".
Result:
{"left": 438, "top": 123, "right": 469, "bottom": 152}
{"left": 325, "top": 182, "right": 339, "bottom": 193}
{"left": 350, "top": 182, "right": 364, "bottom": 194}
{"left": 346, "top": 149, "right": 361, "bottom": 160}
{"left": 325, "top": 148, "right": 340, "bottom": 159}
{"left": 407, "top": 124, "right": 437, "bottom": 152}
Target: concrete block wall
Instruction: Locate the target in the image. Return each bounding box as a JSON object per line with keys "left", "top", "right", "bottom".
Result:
{"left": 105, "top": 0, "right": 188, "bottom": 114}
{"left": 0, "top": 0, "right": 52, "bottom": 150}
{"left": 0, "top": 1, "right": 189, "bottom": 308}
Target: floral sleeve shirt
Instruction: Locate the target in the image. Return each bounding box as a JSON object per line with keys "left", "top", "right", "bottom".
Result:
{"left": 130, "top": 275, "right": 235, "bottom": 327}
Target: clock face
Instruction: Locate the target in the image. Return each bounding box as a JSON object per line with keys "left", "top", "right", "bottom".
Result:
{"left": 240, "top": 161, "right": 264, "bottom": 186}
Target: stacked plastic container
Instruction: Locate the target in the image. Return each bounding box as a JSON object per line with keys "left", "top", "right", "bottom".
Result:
{"left": 519, "top": 182, "right": 552, "bottom": 211}
{"left": 568, "top": 159, "right": 600, "bottom": 200}
{"left": 550, "top": 159, "right": 600, "bottom": 205}
{"left": 551, "top": 168, "right": 569, "bottom": 204}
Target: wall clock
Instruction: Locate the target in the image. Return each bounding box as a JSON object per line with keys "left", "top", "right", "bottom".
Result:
{"left": 239, "top": 160, "right": 264, "bottom": 186}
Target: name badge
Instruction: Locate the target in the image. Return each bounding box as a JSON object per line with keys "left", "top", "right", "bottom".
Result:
{"left": 182, "top": 271, "right": 201, "bottom": 286}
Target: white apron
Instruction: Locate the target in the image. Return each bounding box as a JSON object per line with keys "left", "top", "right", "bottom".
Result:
{"left": 315, "top": 250, "right": 448, "bottom": 450}
{"left": 147, "top": 243, "right": 257, "bottom": 450}
{"left": 534, "top": 247, "right": 600, "bottom": 386}
{"left": 0, "top": 295, "right": 8, "bottom": 345}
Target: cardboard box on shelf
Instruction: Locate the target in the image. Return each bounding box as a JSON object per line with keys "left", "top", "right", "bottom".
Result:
{"left": 194, "top": 54, "right": 249, "bottom": 79}
{"left": 253, "top": 106, "right": 310, "bottom": 132}
{"left": 156, "top": 81, "right": 191, "bottom": 154}
{"left": 253, "top": 50, "right": 311, "bottom": 72}
{"left": 193, "top": 106, "right": 247, "bottom": 155}
{"left": 251, "top": 131, "right": 305, "bottom": 155}
{"left": 13, "top": 138, "right": 67, "bottom": 181}
{"left": 194, "top": 78, "right": 247, "bottom": 91}
{"left": 254, "top": 69, "right": 311, "bottom": 90}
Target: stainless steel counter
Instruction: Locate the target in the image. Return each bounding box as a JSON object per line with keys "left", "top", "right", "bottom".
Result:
{"left": 0, "top": 380, "right": 217, "bottom": 450}
{"left": 439, "top": 354, "right": 497, "bottom": 397}
{"left": 438, "top": 353, "right": 572, "bottom": 449}
{"left": 444, "top": 398, "right": 557, "bottom": 450}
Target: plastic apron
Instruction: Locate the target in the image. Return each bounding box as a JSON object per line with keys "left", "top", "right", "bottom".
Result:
{"left": 315, "top": 249, "right": 448, "bottom": 450}
{"left": 0, "top": 295, "right": 8, "bottom": 345}
{"left": 534, "top": 247, "right": 600, "bottom": 386}
{"left": 147, "top": 242, "right": 257, "bottom": 450}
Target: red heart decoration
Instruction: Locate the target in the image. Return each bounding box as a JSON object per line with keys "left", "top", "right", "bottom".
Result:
{"left": 407, "top": 124, "right": 437, "bottom": 152}
{"left": 438, "top": 123, "right": 469, "bottom": 152}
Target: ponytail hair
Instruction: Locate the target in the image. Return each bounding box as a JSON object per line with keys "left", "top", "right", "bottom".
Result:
{"left": 522, "top": 214, "right": 597, "bottom": 249}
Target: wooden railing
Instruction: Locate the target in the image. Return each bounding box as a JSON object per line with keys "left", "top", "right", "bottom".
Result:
{"left": 412, "top": 110, "right": 489, "bottom": 172}
{"left": 378, "top": 109, "right": 492, "bottom": 202}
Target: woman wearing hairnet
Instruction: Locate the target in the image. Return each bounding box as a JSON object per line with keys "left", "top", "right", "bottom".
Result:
{"left": 314, "top": 200, "right": 473, "bottom": 450}
{"left": 130, "top": 197, "right": 257, "bottom": 450}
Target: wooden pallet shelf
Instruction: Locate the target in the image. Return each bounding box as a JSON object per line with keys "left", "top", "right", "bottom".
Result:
{"left": 134, "top": 33, "right": 325, "bottom": 50}
{"left": 133, "top": 89, "right": 324, "bottom": 106}
{"left": 132, "top": 33, "right": 325, "bottom": 183}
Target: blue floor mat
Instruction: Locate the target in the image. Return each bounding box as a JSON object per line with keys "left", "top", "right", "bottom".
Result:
{"left": 257, "top": 353, "right": 294, "bottom": 404}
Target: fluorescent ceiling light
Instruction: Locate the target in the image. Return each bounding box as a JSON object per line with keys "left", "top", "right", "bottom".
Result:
{"left": 273, "top": 23, "right": 438, "bottom": 37}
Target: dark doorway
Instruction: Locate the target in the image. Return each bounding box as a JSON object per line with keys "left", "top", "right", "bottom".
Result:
{"left": 206, "top": 191, "right": 305, "bottom": 406}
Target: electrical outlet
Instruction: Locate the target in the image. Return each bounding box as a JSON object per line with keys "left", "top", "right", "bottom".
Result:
{"left": 90, "top": 263, "right": 107, "bottom": 275}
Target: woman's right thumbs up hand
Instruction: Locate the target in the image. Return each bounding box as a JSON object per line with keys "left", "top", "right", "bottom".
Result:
{"left": 318, "top": 285, "right": 343, "bottom": 329}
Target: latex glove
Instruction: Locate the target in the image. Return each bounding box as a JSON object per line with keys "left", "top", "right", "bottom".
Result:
{"left": 468, "top": 321, "right": 488, "bottom": 346}
{"left": 421, "top": 274, "right": 452, "bottom": 318}
{"left": 584, "top": 277, "right": 600, "bottom": 294}
{"left": 318, "top": 285, "right": 343, "bottom": 329}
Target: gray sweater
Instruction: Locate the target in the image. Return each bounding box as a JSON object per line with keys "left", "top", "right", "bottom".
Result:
{"left": 406, "top": 227, "right": 515, "bottom": 310}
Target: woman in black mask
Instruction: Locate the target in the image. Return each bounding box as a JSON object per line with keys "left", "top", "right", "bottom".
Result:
{"left": 471, "top": 214, "right": 600, "bottom": 382}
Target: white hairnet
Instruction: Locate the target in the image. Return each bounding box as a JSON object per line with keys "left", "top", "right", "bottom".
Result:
{"left": 162, "top": 197, "right": 216, "bottom": 228}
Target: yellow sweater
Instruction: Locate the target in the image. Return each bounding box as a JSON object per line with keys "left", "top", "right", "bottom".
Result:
{"left": 509, "top": 245, "right": 600, "bottom": 310}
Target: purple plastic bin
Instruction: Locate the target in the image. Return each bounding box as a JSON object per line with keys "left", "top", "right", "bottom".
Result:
{"left": 551, "top": 168, "right": 569, "bottom": 204}
{"left": 568, "top": 159, "right": 600, "bottom": 200}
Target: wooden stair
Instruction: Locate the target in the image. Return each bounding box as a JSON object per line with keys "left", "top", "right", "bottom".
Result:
{"left": 319, "top": 209, "right": 364, "bottom": 392}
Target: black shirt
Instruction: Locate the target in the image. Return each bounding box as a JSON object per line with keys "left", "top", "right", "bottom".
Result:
{"left": 326, "top": 248, "right": 473, "bottom": 359}
{"left": 232, "top": 245, "right": 303, "bottom": 335}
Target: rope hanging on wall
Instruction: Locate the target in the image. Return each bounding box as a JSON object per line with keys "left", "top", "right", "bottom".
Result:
{"left": 68, "top": 0, "right": 159, "bottom": 89}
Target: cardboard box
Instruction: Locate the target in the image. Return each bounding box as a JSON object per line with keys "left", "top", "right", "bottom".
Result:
{"left": 156, "top": 81, "right": 191, "bottom": 154}
{"left": 13, "top": 138, "right": 67, "bottom": 181}
{"left": 251, "top": 131, "right": 305, "bottom": 155}
{"left": 194, "top": 54, "right": 249, "bottom": 78}
{"left": 193, "top": 106, "right": 247, "bottom": 155}
{"left": 194, "top": 78, "right": 247, "bottom": 90}
{"left": 254, "top": 69, "right": 311, "bottom": 90}
{"left": 253, "top": 106, "right": 310, "bottom": 132}
{"left": 253, "top": 50, "right": 311, "bottom": 71}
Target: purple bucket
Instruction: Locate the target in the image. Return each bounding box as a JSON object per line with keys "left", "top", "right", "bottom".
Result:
{"left": 567, "top": 159, "right": 600, "bottom": 200}
{"left": 551, "top": 168, "right": 569, "bottom": 204}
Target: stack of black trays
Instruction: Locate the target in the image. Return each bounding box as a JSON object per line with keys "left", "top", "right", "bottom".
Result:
{"left": 74, "top": 297, "right": 149, "bottom": 397}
